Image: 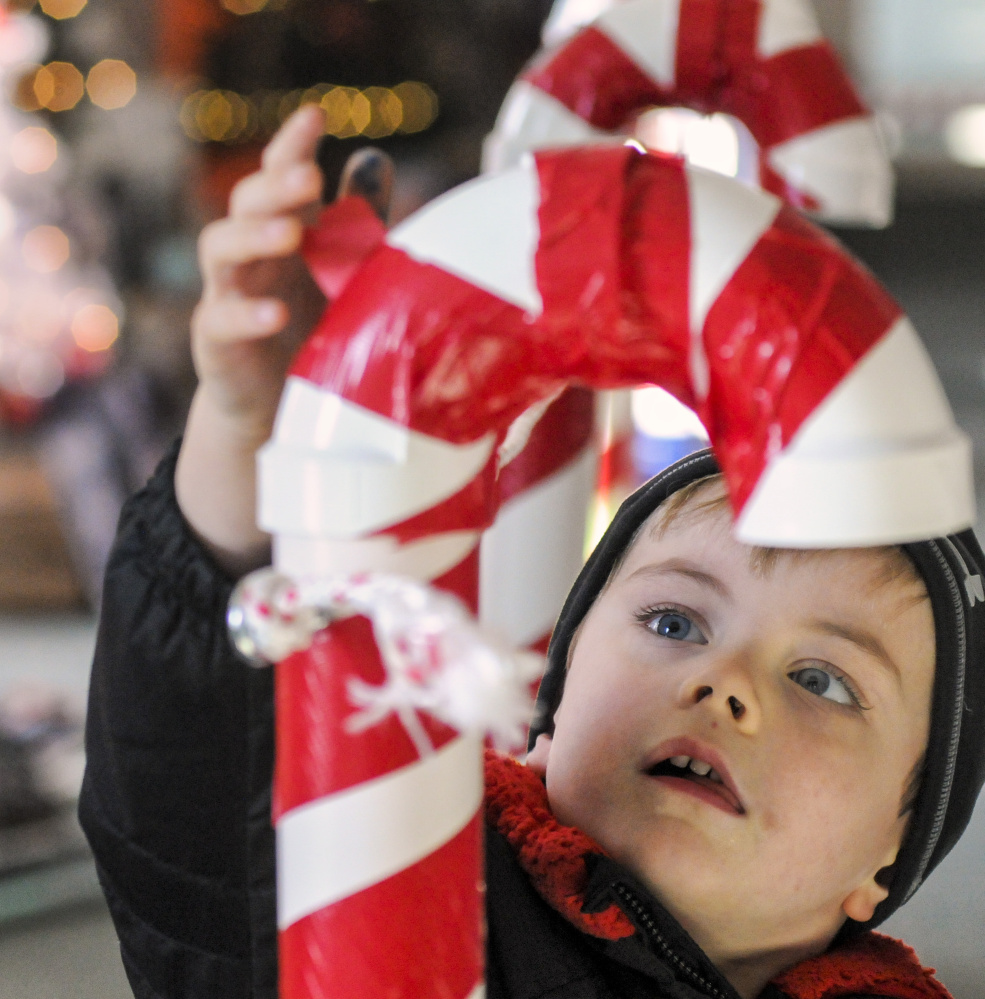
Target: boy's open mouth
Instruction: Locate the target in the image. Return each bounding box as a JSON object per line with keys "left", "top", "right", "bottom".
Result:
{"left": 644, "top": 754, "right": 745, "bottom": 815}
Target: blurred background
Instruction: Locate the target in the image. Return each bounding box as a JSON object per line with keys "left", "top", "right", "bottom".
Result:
{"left": 0, "top": 0, "right": 982, "bottom": 996}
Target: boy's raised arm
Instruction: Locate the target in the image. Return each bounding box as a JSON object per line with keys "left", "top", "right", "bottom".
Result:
{"left": 175, "top": 106, "right": 384, "bottom": 577}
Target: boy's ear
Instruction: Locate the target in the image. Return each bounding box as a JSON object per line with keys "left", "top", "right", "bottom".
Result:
{"left": 525, "top": 734, "right": 553, "bottom": 777}
{"left": 840, "top": 841, "right": 900, "bottom": 924}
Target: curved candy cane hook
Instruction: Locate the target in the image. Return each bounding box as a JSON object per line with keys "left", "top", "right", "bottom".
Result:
{"left": 256, "top": 145, "right": 971, "bottom": 999}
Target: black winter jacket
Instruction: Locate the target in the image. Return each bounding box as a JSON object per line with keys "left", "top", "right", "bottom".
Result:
{"left": 79, "top": 445, "right": 947, "bottom": 999}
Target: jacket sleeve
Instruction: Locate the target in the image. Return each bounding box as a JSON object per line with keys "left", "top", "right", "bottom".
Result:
{"left": 79, "top": 441, "right": 278, "bottom": 999}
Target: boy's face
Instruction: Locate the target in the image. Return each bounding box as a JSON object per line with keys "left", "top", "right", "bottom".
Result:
{"left": 533, "top": 500, "right": 934, "bottom": 964}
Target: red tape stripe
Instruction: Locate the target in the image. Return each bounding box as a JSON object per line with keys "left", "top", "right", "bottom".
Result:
{"left": 280, "top": 816, "right": 484, "bottom": 999}
{"left": 524, "top": 26, "right": 667, "bottom": 130}
{"left": 700, "top": 205, "right": 901, "bottom": 513}
{"left": 535, "top": 146, "right": 693, "bottom": 403}
{"left": 723, "top": 43, "right": 868, "bottom": 150}
{"left": 274, "top": 615, "right": 458, "bottom": 815}
{"left": 497, "top": 387, "right": 595, "bottom": 505}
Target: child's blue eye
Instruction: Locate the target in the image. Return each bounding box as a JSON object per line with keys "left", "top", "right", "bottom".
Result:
{"left": 647, "top": 612, "right": 707, "bottom": 644}
{"left": 788, "top": 665, "right": 857, "bottom": 706}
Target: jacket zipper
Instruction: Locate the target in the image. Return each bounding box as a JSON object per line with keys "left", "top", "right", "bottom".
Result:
{"left": 613, "top": 882, "right": 730, "bottom": 999}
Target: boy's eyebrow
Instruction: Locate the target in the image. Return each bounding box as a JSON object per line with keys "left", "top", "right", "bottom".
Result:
{"left": 810, "top": 620, "right": 902, "bottom": 685}
{"left": 625, "top": 559, "right": 733, "bottom": 601}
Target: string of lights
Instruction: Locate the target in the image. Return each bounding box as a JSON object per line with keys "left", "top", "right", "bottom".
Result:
{"left": 180, "top": 81, "right": 439, "bottom": 144}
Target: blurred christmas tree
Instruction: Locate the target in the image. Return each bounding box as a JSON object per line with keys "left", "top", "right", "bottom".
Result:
{"left": 0, "top": 3, "right": 119, "bottom": 426}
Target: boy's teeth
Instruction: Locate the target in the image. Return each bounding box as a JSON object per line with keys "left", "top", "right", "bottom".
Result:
{"left": 664, "top": 755, "right": 722, "bottom": 782}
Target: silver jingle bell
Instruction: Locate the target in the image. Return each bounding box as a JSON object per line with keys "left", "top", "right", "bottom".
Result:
{"left": 227, "top": 568, "right": 332, "bottom": 667}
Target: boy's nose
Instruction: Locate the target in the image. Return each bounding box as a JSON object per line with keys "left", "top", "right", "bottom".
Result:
{"left": 684, "top": 673, "right": 761, "bottom": 734}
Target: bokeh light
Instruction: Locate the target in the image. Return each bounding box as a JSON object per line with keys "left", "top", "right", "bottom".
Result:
{"left": 38, "top": 0, "right": 87, "bottom": 19}
{"left": 12, "top": 64, "right": 43, "bottom": 112}
{"left": 86, "top": 59, "right": 137, "bottom": 110}
{"left": 945, "top": 105, "right": 985, "bottom": 167}
{"left": 34, "top": 61, "right": 85, "bottom": 112}
{"left": 636, "top": 108, "right": 740, "bottom": 178}
{"left": 71, "top": 303, "right": 119, "bottom": 352}
{"left": 630, "top": 386, "right": 708, "bottom": 440}
{"left": 10, "top": 126, "right": 58, "bottom": 174}
{"left": 22, "top": 225, "right": 70, "bottom": 273}
{"left": 179, "top": 81, "right": 438, "bottom": 144}
{"left": 16, "top": 351, "right": 64, "bottom": 399}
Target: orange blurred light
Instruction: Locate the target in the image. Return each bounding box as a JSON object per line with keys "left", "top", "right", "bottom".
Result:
{"left": 71, "top": 303, "right": 118, "bottom": 352}
{"left": 22, "top": 225, "right": 70, "bottom": 273}
{"left": 10, "top": 126, "right": 58, "bottom": 173}
{"left": 12, "top": 65, "right": 43, "bottom": 111}
{"left": 38, "top": 0, "right": 86, "bottom": 18}
{"left": 34, "top": 61, "right": 84, "bottom": 112}
{"left": 86, "top": 59, "right": 137, "bottom": 110}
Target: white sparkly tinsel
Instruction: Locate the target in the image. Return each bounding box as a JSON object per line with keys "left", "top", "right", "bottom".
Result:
{"left": 228, "top": 568, "right": 542, "bottom": 755}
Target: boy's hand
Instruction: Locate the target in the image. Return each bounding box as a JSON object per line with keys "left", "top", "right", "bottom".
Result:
{"left": 191, "top": 104, "right": 327, "bottom": 442}
{"left": 176, "top": 106, "right": 394, "bottom": 575}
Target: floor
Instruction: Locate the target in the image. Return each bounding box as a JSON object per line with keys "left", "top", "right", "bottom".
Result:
{"left": 0, "top": 901, "right": 132, "bottom": 999}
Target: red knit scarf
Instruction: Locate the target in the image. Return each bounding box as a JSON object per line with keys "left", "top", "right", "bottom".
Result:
{"left": 483, "top": 750, "right": 952, "bottom": 999}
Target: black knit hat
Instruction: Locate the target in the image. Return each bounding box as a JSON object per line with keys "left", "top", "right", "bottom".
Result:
{"left": 529, "top": 448, "right": 985, "bottom": 930}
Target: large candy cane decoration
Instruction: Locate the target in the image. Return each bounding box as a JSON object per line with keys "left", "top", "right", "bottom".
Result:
{"left": 478, "top": 0, "right": 895, "bottom": 651}
{"left": 253, "top": 145, "right": 973, "bottom": 998}
{"left": 486, "top": 0, "right": 893, "bottom": 226}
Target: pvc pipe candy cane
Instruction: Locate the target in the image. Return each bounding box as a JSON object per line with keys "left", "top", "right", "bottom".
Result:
{"left": 237, "top": 144, "right": 973, "bottom": 999}
{"left": 478, "top": 0, "right": 895, "bottom": 652}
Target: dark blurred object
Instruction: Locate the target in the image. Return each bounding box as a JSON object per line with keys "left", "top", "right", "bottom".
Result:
{"left": 158, "top": 0, "right": 554, "bottom": 212}
{"left": 0, "top": 682, "right": 83, "bottom": 829}
{"left": 35, "top": 365, "right": 184, "bottom": 608}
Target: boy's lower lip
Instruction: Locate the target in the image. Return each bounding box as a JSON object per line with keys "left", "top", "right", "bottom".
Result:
{"left": 646, "top": 773, "right": 745, "bottom": 816}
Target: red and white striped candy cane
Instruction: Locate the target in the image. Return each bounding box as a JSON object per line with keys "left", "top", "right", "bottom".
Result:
{"left": 256, "top": 145, "right": 972, "bottom": 998}
{"left": 486, "top": 0, "right": 893, "bottom": 225}
{"left": 478, "top": 0, "right": 896, "bottom": 652}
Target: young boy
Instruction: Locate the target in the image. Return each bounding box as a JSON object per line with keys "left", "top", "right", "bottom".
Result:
{"left": 80, "top": 108, "right": 985, "bottom": 999}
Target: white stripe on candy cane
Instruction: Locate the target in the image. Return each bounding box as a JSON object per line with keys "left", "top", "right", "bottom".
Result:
{"left": 736, "top": 317, "right": 976, "bottom": 546}
{"left": 768, "top": 118, "right": 894, "bottom": 228}
{"left": 480, "top": 444, "right": 597, "bottom": 648}
{"left": 481, "top": 82, "right": 611, "bottom": 174}
{"left": 259, "top": 384, "right": 496, "bottom": 539}
{"left": 686, "top": 166, "right": 780, "bottom": 398}
{"left": 273, "top": 375, "right": 409, "bottom": 458}
{"left": 277, "top": 731, "right": 484, "bottom": 929}
{"left": 274, "top": 530, "right": 481, "bottom": 581}
{"left": 594, "top": 0, "right": 680, "bottom": 88}
{"left": 755, "top": 0, "right": 823, "bottom": 59}
{"left": 387, "top": 160, "right": 544, "bottom": 315}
